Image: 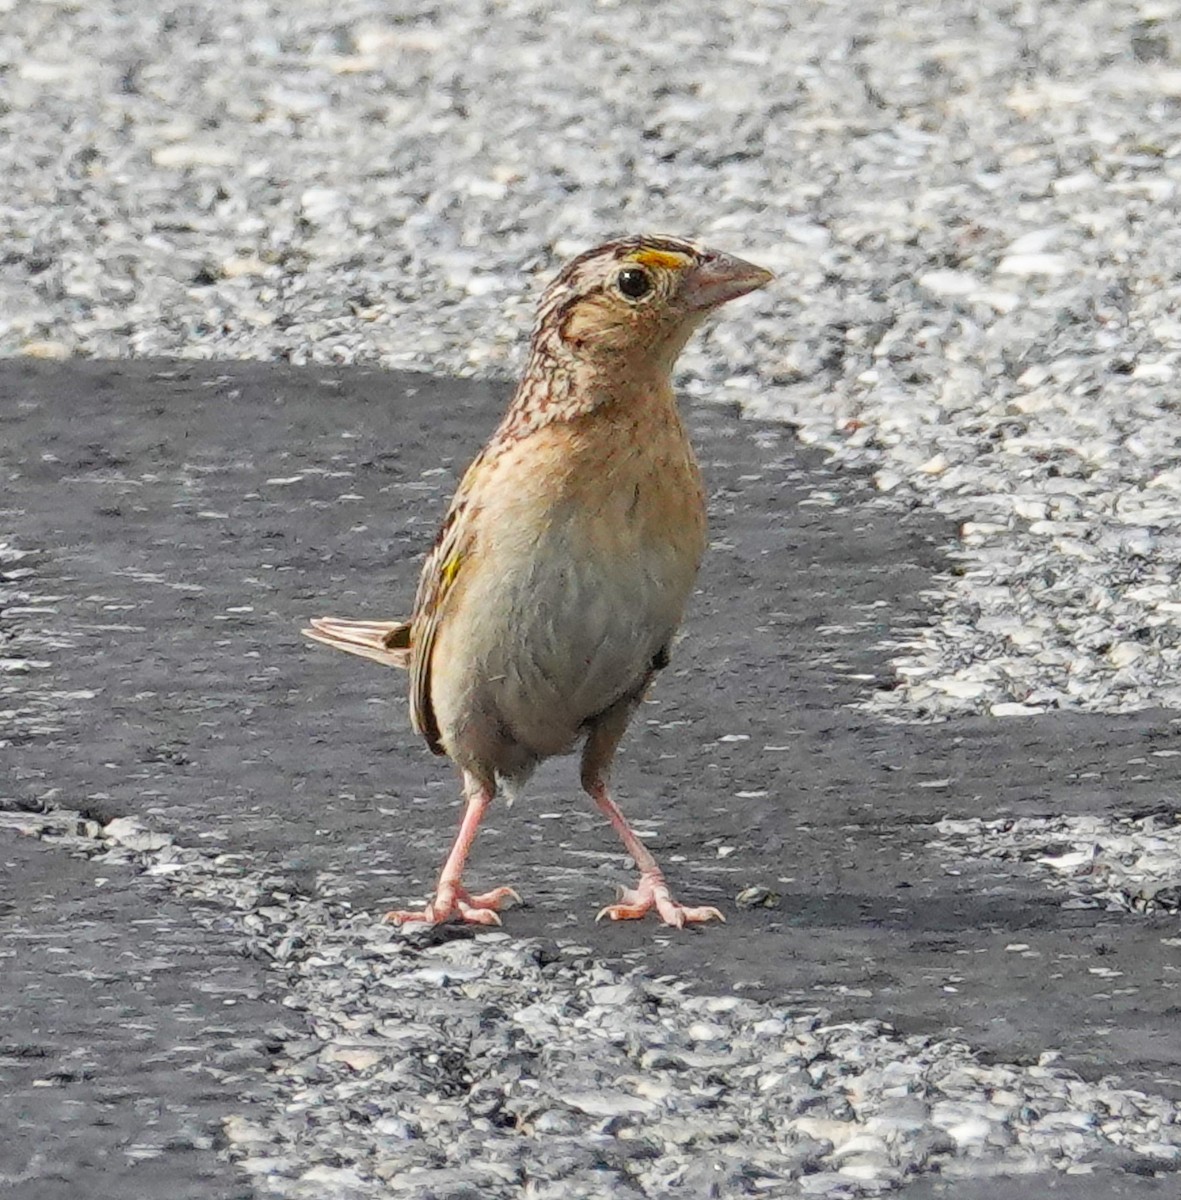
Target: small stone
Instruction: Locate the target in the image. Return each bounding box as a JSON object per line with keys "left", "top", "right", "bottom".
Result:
{"left": 838, "top": 1152, "right": 897, "bottom": 1182}
{"left": 735, "top": 885, "right": 781, "bottom": 909}
{"left": 562, "top": 1089, "right": 657, "bottom": 1117}
{"left": 797, "top": 1171, "right": 854, "bottom": 1195}
{"left": 222, "top": 1115, "right": 272, "bottom": 1146}
{"left": 918, "top": 452, "right": 949, "bottom": 475}
{"left": 298, "top": 1165, "right": 367, "bottom": 1188}
{"left": 532, "top": 1109, "right": 582, "bottom": 1134}
{"left": 587, "top": 983, "right": 638, "bottom": 1006}
{"left": 221, "top": 255, "right": 268, "bottom": 279}
{"left": 321, "top": 1044, "right": 386, "bottom": 1071}
{"left": 918, "top": 270, "right": 980, "bottom": 297}
{"left": 1107, "top": 642, "right": 1143, "bottom": 668}
{"left": 830, "top": 1133, "right": 889, "bottom": 1160}
{"left": 102, "top": 817, "right": 172, "bottom": 853}
{"left": 1000, "top": 249, "right": 1073, "bottom": 277}
{"left": 300, "top": 187, "right": 346, "bottom": 220}
{"left": 686, "top": 1020, "right": 728, "bottom": 1043}
{"left": 152, "top": 142, "right": 237, "bottom": 168}
{"left": 21, "top": 340, "right": 72, "bottom": 359}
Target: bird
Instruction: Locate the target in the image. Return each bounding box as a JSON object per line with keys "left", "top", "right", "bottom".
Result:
{"left": 304, "top": 234, "right": 772, "bottom": 928}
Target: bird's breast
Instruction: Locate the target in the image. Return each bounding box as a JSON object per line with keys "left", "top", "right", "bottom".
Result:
{"left": 437, "top": 399, "right": 707, "bottom": 758}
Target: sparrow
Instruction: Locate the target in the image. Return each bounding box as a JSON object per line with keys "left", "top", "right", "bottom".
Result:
{"left": 305, "top": 234, "right": 772, "bottom": 927}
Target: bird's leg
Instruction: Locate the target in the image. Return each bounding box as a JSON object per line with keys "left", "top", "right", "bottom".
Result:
{"left": 385, "top": 771, "right": 520, "bottom": 926}
{"left": 581, "top": 703, "right": 724, "bottom": 928}
{"left": 586, "top": 780, "right": 725, "bottom": 927}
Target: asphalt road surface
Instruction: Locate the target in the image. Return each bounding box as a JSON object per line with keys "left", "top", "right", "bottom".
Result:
{"left": 3, "top": 358, "right": 1179, "bottom": 1197}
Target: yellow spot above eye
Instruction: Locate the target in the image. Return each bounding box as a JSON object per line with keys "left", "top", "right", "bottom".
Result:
{"left": 627, "top": 248, "right": 692, "bottom": 272}
{"left": 441, "top": 554, "right": 462, "bottom": 589}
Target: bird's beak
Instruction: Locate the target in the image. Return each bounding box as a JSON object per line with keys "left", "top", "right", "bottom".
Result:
{"left": 681, "top": 250, "right": 774, "bottom": 311}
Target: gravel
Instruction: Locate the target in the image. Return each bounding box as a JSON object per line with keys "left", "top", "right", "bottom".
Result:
{"left": 5, "top": 0, "right": 1181, "bottom": 1193}
{"left": 930, "top": 809, "right": 1181, "bottom": 916}
{"left": 4, "top": 804, "right": 1179, "bottom": 1198}
{"left": 5, "top": 469, "right": 1180, "bottom": 1192}
{"left": 4, "top": 0, "right": 1181, "bottom": 718}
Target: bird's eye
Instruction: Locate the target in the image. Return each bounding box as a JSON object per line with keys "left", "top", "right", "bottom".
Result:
{"left": 616, "top": 266, "right": 653, "bottom": 300}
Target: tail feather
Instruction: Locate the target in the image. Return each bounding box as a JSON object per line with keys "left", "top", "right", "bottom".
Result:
{"left": 302, "top": 616, "right": 412, "bottom": 670}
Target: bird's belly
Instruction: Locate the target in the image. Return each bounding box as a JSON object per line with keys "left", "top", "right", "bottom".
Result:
{"left": 451, "top": 524, "right": 698, "bottom": 760}
{"left": 428, "top": 409, "right": 706, "bottom": 771}
{"left": 504, "top": 547, "right": 675, "bottom": 742}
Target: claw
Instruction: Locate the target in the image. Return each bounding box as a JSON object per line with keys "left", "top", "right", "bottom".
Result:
{"left": 595, "top": 874, "right": 725, "bottom": 928}
{"left": 467, "top": 886, "right": 522, "bottom": 911}
{"left": 385, "top": 884, "right": 521, "bottom": 927}
{"left": 450, "top": 901, "right": 503, "bottom": 927}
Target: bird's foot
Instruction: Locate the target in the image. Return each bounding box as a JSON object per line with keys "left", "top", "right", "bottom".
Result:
{"left": 385, "top": 884, "right": 521, "bottom": 927}
{"left": 596, "top": 872, "right": 725, "bottom": 928}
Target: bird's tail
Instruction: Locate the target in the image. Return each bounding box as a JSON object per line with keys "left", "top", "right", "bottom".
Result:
{"left": 302, "top": 616, "right": 413, "bottom": 670}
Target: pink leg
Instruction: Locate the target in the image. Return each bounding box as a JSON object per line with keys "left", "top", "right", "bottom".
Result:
{"left": 586, "top": 780, "right": 724, "bottom": 928}
{"left": 385, "top": 773, "right": 520, "bottom": 926}
{"left": 581, "top": 694, "right": 723, "bottom": 928}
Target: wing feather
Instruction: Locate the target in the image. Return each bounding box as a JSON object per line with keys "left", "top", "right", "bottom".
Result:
{"left": 408, "top": 451, "right": 485, "bottom": 755}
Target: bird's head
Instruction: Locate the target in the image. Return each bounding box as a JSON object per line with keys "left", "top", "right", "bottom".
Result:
{"left": 535, "top": 235, "right": 773, "bottom": 374}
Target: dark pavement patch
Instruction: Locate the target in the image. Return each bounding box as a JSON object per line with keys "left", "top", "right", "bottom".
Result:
{"left": 0, "top": 827, "right": 283, "bottom": 1200}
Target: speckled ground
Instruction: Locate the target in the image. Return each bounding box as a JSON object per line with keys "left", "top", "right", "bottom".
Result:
{"left": 3, "top": 360, "right": 1180, "bottom": 1196}
{"left": 6, "top": 0, "right": 1181, "bottom": 1193}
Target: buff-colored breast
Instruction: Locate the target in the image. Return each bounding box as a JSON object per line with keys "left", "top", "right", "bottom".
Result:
{"left": 427, "top": 385, "right": 707, "bottom": 778}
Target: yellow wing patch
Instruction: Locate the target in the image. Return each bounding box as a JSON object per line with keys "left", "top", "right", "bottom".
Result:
{"left": 627, "top": 248, "right": 693, "bottom": 271}
{"left": 410, "top": 524, "right": 471, "bottom": 756}
{"left": 440, "top": 553, "right": 463, "bottom": 590}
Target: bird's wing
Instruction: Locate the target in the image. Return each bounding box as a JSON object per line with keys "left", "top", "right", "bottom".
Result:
{"left": 408, "top": 452, "right": 486, "bottom": 756}
{"left": 302, "top": 617, "right": 412, "bottom": 669}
